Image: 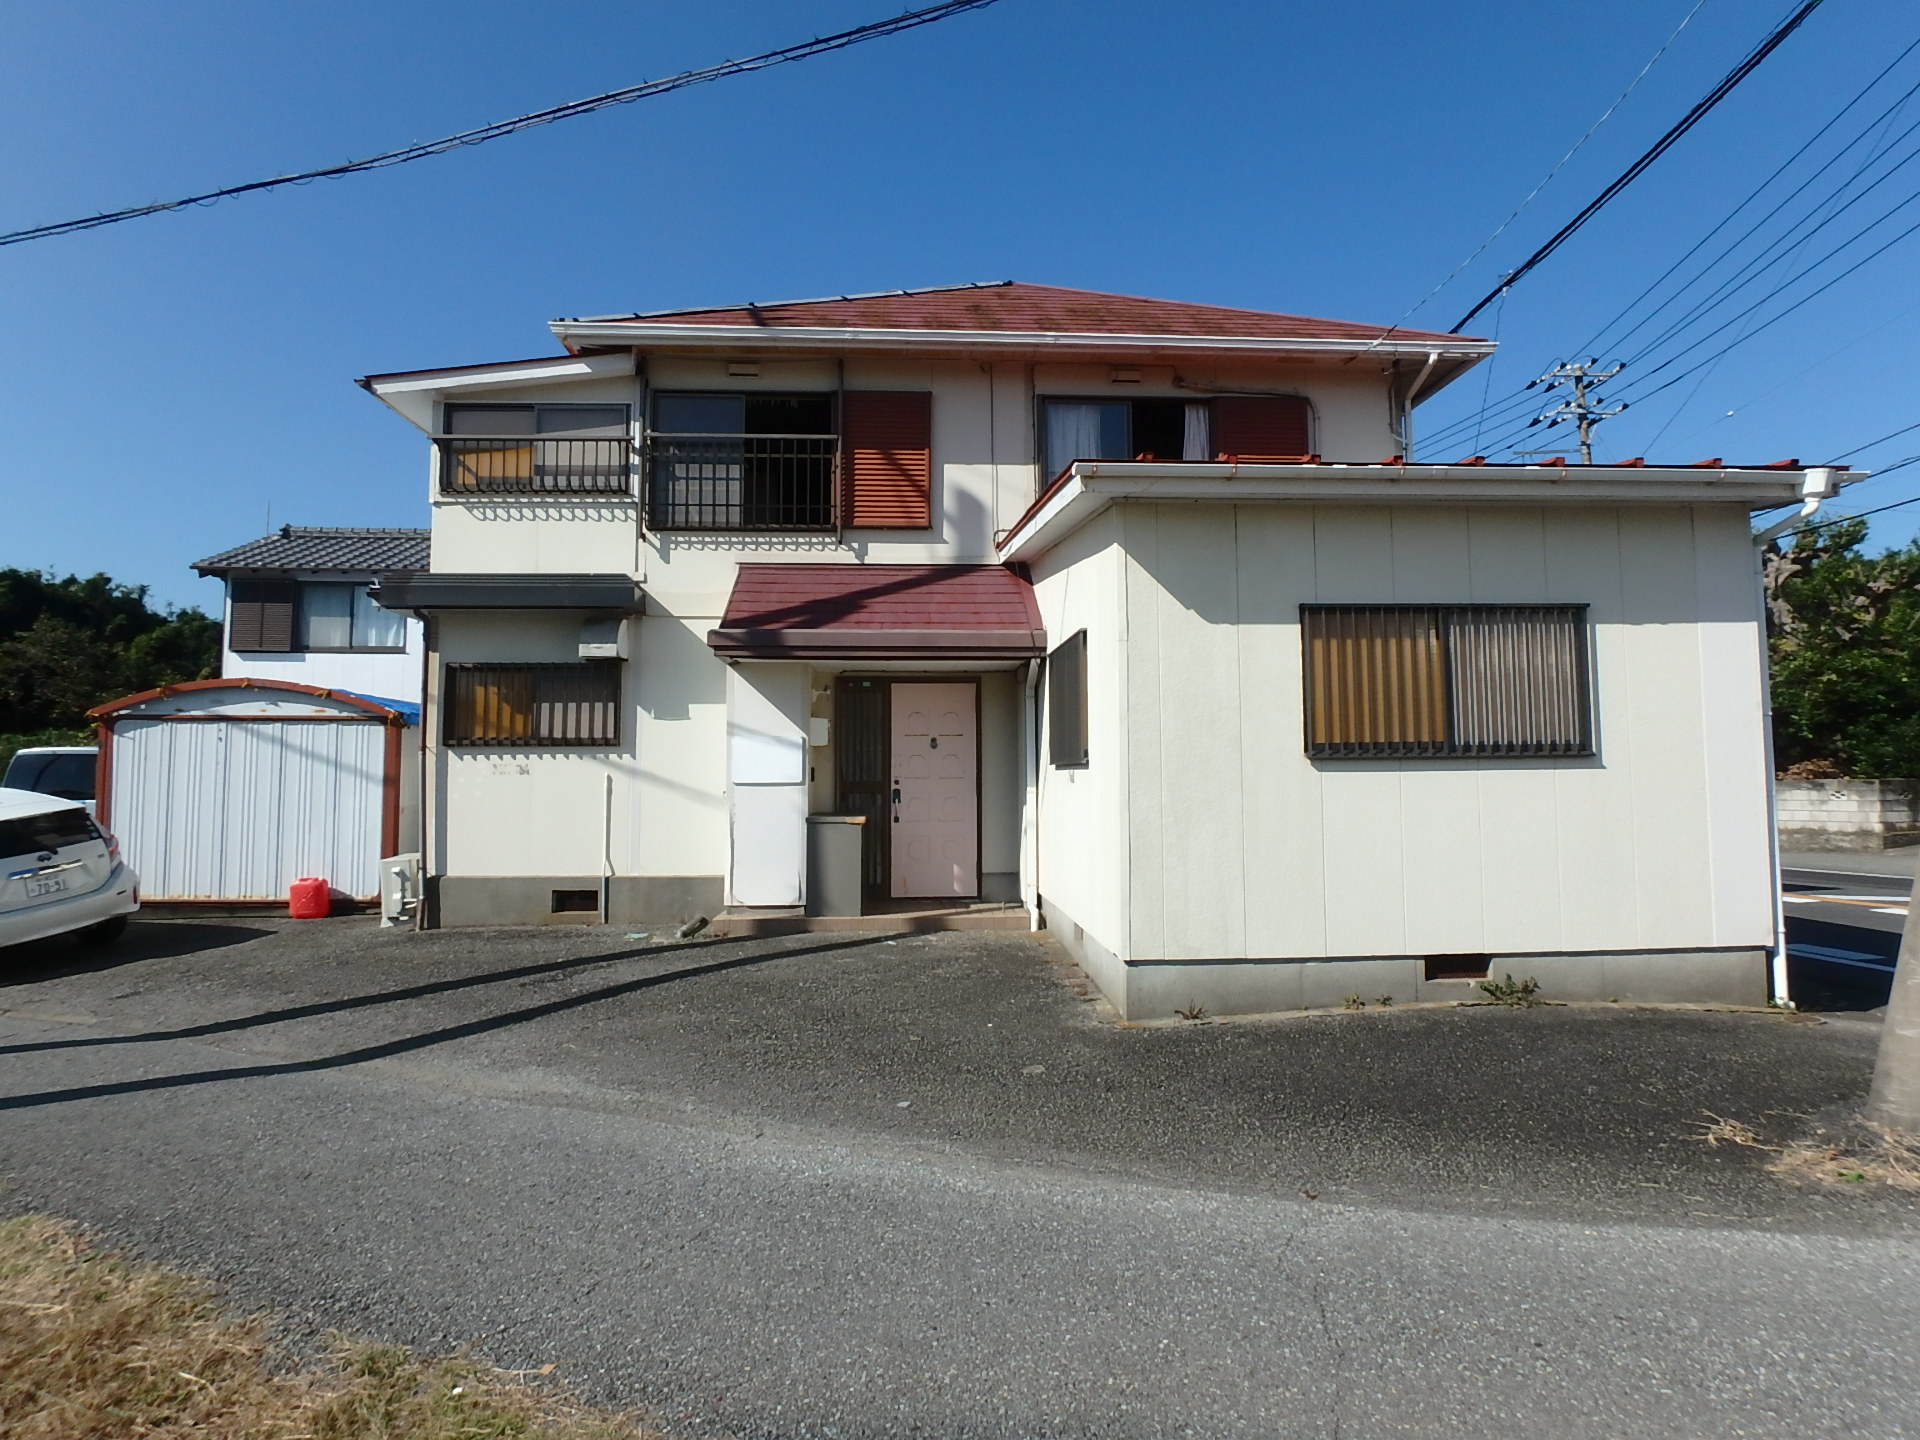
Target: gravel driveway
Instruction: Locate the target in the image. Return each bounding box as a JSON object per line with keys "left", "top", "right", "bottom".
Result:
{"left": 2, "top": 917, "right": 1917, "bottom": 1437}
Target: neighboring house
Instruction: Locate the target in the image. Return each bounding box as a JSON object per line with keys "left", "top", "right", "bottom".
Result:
{"left": 192, "top": 525, "right": 430, "bottom": 706}
{"left": 357, "top": 280, "right": 1857, "bottom": 1016}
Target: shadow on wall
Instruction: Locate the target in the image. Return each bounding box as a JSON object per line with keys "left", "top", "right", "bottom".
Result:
{"left": 642, "top": 615, "right": 726, "bottom": 721}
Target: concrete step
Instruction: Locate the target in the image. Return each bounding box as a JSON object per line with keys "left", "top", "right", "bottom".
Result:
{"left": 710, "top": 904, "right": 1036, "bottom": 938}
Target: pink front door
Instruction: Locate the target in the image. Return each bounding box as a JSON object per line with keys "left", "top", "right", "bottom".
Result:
{"left": 890, "top": 682, "right": 977, "bottom": 898}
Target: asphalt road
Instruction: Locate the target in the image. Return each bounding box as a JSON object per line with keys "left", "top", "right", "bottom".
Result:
{"left": 1782, "top": 850, "right": 1913, "bottom": 1009}
{"left": 2, "top": 919, "right": 1918, "bottom": 1438}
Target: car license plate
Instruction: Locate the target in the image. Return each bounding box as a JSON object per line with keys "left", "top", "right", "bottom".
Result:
{"left": 26, "top": 873, "right": 67, "bottom": 898}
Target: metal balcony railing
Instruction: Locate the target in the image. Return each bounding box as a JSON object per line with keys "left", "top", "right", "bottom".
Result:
{"left": 436, "top": 436, "right": 634, "bottom": 496}
{"left": 646, "top": 434, "right": 839, "bottom": 531}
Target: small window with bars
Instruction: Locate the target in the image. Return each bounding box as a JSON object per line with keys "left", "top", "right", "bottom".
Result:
{"left": 444, "top": 664, "right": 622, "bottom": 748}
{"left": 1302, "top": 605, "right": 1592, "bottom": 759}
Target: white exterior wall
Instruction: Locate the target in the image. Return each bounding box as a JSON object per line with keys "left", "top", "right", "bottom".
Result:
{"left": 1106, "top": 501, "right": 1775, "bottom": 963}
{"left": 1027, "top": 511, "right": 1133, "bottom": 990}
{"left": 424, "top": 354, "right": 1392, "bottom": 594}
{"left": 222, "top": 583, "right": 424, "bottom": 704}
{"left": 429, "top": 609, "right": 731, "bottom": 885}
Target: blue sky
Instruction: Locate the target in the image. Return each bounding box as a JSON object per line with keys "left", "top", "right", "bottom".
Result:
{"left": 4, "top": 0, "right": 1916, "bottom": 613}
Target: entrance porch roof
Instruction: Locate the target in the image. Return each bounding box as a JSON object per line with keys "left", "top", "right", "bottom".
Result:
{"left": 708, "top": 564, "right": 1046, "bottom": 661}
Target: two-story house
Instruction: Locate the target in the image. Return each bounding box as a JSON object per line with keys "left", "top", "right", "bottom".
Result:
{"left": 359, "top": 281, "right": 1856, "bottom": 1017}
{"left": 193, "top": 525, "right": 430, "bottom": 708}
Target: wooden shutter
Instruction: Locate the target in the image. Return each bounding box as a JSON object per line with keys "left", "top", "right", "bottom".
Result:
{"left": 841, "top": 391, "right": 932, "bottom": 529}
{"left": 228, "top": 580, "right": 296, "bottom": 653}
{"left": 1211, "top": 395, "right": 1312, "bottom": 459}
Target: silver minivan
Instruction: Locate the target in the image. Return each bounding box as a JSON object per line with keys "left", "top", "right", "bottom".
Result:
{"left": 0, "top": 787, "right": 139, "bottom": 948}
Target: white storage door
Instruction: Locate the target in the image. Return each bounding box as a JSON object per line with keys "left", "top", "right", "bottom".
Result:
{"left": 113, "top": 718, "right": 387, "bottom": 900}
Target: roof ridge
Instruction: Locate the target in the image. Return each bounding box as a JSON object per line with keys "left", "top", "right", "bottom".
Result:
{"left": 568, "top": 280, "right": 1016, "bottom": 325}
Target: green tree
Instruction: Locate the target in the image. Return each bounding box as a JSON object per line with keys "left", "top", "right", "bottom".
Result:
{"left": 0, "top": 568, "right": 220, "bottom": 767}
{"left": 1765, "top": 519, "right": 1920, "bottom": 778}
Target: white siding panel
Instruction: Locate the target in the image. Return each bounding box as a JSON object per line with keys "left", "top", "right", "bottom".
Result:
{"left": 1235, "top": 506, "right": 1324, "bottom": 957}
{"left": 1691, "top": 507, "right": 1776, "bottom": 945}
{"left": 114, "top": 719, "right": 386, "bottom": 901}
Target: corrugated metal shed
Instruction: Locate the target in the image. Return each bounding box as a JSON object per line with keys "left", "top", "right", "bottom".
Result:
{"left": 90, "top": 680, "right": 408, "bottom": 904}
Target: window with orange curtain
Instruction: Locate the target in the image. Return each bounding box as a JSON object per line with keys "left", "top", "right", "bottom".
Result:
{"left": 1302, "top": 605, "right": 1590, "bottom": 758}
{"left": 444, "top": 664, "right": 621, "bottom": 747}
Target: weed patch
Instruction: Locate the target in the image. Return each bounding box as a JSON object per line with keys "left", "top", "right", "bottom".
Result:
{"left": 1477, "top": 974, "right": 1542, "bottom": 1007}
{"left": 0, "top": 1214, "right": 656, "bottom": 1439}
{"left": 1694, "top": 1115, "right": 1920, "bottom": 1193}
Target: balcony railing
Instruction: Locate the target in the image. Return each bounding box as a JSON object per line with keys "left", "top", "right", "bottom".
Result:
{"left": 436, "top": 436, "right": 634, "bottom": 496}
{"left": 646, "top": 434, "right": 839, "bottom": 531}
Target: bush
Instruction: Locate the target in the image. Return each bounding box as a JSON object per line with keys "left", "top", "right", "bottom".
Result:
{"left": 1765, "top": 520, "right": 1920, "bottom": 778}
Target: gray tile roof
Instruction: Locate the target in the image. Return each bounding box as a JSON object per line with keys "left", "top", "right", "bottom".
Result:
{"left": 192, "top": 526, "right": 431, "bottom": 576}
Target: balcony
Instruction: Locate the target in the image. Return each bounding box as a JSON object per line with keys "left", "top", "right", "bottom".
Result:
{"left": 646, "top": 433, "right": 839, "bottom": 531}
{"left": 436, "top": 436, "right": 635, "bottom": 496}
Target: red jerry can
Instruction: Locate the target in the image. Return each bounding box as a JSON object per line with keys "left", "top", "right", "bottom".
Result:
{"left": 288, "top": 877, "right": 332, "bottom": 919}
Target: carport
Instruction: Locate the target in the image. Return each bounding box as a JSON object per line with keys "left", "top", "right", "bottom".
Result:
{"left": 89, "top": 678, "right": 416, "bottom": 905}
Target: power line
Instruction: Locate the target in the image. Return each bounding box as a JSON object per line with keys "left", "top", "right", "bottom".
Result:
{"left": 1828, "top": 419, "right": 1920, "bottom": 464}
{"left": 1438, "top": 36, "right": 1920, "bottom": 457}
{"left": 0, "top": 0, "right": 1005, "bottom": 248}
{"left": 1573, "top": 37, "right": 1920, "bottom": 364}
{"left": 1449, "top": 0, "right": 1829, "bottom": 333}
{"left": 1381, "top": 0, "right": 1707, "bottom": 337}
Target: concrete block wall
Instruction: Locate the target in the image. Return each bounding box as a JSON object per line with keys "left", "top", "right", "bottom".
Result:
{"left": 1777, "top": 779, "right": 1920, "bottom": 851}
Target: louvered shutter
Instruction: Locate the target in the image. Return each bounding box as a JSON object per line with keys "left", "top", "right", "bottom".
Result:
{"left": 841, "top": 391, "right": 933, "bottom": 529}
{"left": 228, "top": 581, "right": 296, "bottom": 653}
{"left": 1210, "top": 396, "right": 1312, "bottom": 459}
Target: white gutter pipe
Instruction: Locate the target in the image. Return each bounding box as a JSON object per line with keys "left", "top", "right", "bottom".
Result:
{"left": 1754, "top": 467, "right": 1838, "bottom": 544}
{"left": 1398, "top": 350, "right": 1442, "bottom": 460}
{"left": 1021, "top": 658, "right": 1042, "bottom": 931}
{"left": 1753, "top": 466, "right": 1840, "bottom": 1006}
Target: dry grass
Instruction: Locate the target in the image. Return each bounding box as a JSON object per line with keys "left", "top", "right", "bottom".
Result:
{"left": 0, "top": 1214, "right": 658, "bottom": 1439}
{"left": 1695, "top": 1113, "right": 1920, "bottom": 1192}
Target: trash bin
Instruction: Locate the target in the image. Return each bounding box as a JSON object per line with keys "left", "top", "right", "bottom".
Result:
{"left": 805, "top": 815, "right": 866, "bottom": 917}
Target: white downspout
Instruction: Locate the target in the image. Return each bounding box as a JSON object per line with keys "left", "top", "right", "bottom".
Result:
{"left": 1398, "top": 350, "right": 1442, "bottom": 460}
{"left": 1754, "top": 467, "right": 1839, "bottom": 1006}
{"left": 1021, "top": 658, "right": 1041, "bottom": 931}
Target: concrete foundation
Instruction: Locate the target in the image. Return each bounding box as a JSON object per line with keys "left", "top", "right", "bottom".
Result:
{"left": 1040, "top": 895, "right": 1772, "bottom": 1017}
{"left": 430, "top": 875, "right": 724, "bottom": 928}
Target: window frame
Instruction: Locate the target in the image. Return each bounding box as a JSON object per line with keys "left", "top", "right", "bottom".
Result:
{"left": 440, "top": 402, "right": 633, "bottom": 437}
{"left": 1047, "top": 629, "right": 1089, "bottom": 769}
{"left": 645, "top": 389, "right": 842, "bottom": 533}
{"left": 1300, "top": 603, "right": 1594, "bottom": 761}
{"left": 442, "top": 662, "right": 624, "bottom": 749}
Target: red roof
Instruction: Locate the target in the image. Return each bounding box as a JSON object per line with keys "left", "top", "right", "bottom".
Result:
{"left": 709, "top": 564, "right": 1045, "bottom": 659}
{"left": 583, "top": 281, "right": 1475, "bottom": 346}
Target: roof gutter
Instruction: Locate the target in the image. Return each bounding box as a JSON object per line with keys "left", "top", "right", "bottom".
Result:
{"left": 997, "top": 461, "right": 1863, "bottom": 562}
{"left": 549, "top": 319, "right": 1497, "bottom": 364}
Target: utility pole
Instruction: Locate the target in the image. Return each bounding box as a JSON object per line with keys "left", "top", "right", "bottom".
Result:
{"left": 1527, "top": 360, "right": 1626, "bottom": 464}
{"left": 1868, "top": 881, "right": 1920, "bottom": 1133}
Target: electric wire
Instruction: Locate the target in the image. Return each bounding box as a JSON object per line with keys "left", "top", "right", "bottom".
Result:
{"left": 0, "top": 0, "right": 1005, "bottom": 248}
{"left": 1571, "top": 37, "right": 1920, "bottom": 364}
{"left": 1828, "top": 419, "right": 1920, "bottom": 464}
{"left": 1369, "top": 0, "right": 1706, "bottom": 350}
{"left": 1611, "top": 200, "right": 1920, "bottom": 410}
{"left": 1613, "top": 115, "right": 1920, "bottom": 371}
{"left": 1426, "top": 27, "right": 1920, "bottom": 454}
{"left": 1449, "top": 0, "right": 1828, "bottom": 332}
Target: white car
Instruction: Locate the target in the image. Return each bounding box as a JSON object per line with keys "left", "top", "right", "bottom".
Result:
{"left": 1, "top": 745, "right": 98, "bottom": 818}
{"left": 0, "top": 787, "right": 139, "bottom": 949}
